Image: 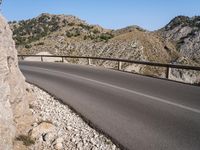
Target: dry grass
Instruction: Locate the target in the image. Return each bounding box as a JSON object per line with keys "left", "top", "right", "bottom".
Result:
{"left": 16, "top": 134, "right": 35, "bottom": 146}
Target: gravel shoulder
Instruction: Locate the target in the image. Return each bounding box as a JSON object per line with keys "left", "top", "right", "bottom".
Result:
{"left": 27, "top": 83, "right": 120, "bottom": 150}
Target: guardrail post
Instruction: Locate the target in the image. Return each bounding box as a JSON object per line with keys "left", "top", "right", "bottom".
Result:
{"left": 118, "top": 61, "right": 122, "bottom": 70}
{"left": 62, "top": 57, "right": 64, "bottom": 62}
{"left": 88, "top": 58, "right": 92, "bottom": 65}
{"left": 41, "top": 56, "right": 43, "bottom": 62}
{"left": 166, "top": 67, "right": 169, "bottom": 79}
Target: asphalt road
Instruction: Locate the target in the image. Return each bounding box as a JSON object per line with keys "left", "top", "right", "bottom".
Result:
{"left": 19, "top": 61, "right": 200, "bottom": 150}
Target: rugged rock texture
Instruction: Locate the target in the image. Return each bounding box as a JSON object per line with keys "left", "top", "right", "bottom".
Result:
{"left": 157, "top": 16, "right": 200, "bottom": 83}
{"left": 0, "top": 14, "right": 34, "bottom": 150}
{"left": 28, "top": 83, "right": 120, "bottom": 150}
{"left": 169, "top": 56, "right": 200, "bottom": 83}
{"left": 159, "top": 16, "right": 200, "bottom": 63}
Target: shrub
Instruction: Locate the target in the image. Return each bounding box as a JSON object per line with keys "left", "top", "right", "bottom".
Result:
{"left": 74, "top": 30, "right": 81, "bottom": 37}
{"left": 37, "top": 42, "right": 44, "bottom": 45}
{"left": 68, "top": 22, "right": 75, "bottom": 26}
{"left": 93, "top": 29, "right": 100, "bottom": 34}
{"left": 16, "top": 134, "right": 35, "bottom": 146}
{"left": 66, "top": 31, "right": 73, "bottom": 37}
{"left": 84, "top": 36, "right": 87, "bottom": 40}
{"left": 25, "top": 45, "right": 32, "bottom": 49}
{"left": 99, "top": 33, "right": 114, "bottom": 42}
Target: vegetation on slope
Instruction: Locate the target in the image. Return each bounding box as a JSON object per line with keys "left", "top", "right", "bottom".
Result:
{"left": 9, "top": 13, "right": 200, "bottom": 82}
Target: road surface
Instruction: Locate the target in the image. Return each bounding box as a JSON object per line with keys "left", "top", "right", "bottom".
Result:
{"left": 19, "top": 61, "right": 200, "bottom": 150}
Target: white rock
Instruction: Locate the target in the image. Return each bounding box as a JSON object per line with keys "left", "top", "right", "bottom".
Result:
{"left": 67, "top": 126, "right": 72, "bottom": 131}
{"left": 0, "top": 14, "right": 33, "bottom": 150}
{"left": 54, "top": 138, "right": 64, "bottom": 150}
{"left": 55, "top": 137, "right": 64, "bottom": 143}
{"left": 29, "top": 122, "right": 56, "bottom": 139}
{"left": 28, "top": 84, "right": 120, "bottom": 150}
{"left": 54, "top": 142, "right": 63, "bottom": 150}
{"left": 76, "top": 142, "right": 83, "bottom": 148}
{"left": 43, "top": 132, "right": 56, "bottom": 142}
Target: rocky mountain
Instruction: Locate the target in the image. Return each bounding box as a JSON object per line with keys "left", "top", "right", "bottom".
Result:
{"left": 158, "top": 16, "right": 200, "bottom": 64}
{"left": 9, "top": 13, "right": 200, "bottom": 83}
{"left": 0, "top": 14, "right": 34, "bottom": 149}
{"left": 157, "top": 16, "right": 200, "bottom": 84}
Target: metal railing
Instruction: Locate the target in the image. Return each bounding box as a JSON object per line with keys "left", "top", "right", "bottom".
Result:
{"left": 18, "top": 55, "right": 200, "bottom": 80}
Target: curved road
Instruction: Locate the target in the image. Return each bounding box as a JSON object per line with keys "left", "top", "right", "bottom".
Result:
{"left": 19, "top": 61, "right": 200, "bottom": 150}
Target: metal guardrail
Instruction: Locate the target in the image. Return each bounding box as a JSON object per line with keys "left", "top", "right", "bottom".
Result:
{"left": 18, "top": 55, "right": 200, "bottom": 79}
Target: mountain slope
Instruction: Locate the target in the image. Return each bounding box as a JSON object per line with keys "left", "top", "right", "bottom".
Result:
{"left": 9, "top": 13, "right": 200, "bottom": 83}
{"left": 158, "top": 15, "right": 200, "bottom": 63}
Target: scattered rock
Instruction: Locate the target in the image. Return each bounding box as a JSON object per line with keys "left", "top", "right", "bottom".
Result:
{"left": 43, "top": 132, "right": 56, "bottom": 142}
{"left": 54, "top": 142, "right": 63, "bottom": 150}
{"left": 53, "top": 138, "right": 64, "bottom": 150}
{"left": 28, "top": 83, "right": 120, "bottom": 150}
{"left": 29, "top": 122, "right": 56, "bottom": 140}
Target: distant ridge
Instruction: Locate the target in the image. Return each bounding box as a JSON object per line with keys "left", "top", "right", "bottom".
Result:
{"left": 9, "top": 13, "right": 200, "bottom": 83}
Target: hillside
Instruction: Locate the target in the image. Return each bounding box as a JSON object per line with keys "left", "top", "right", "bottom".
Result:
{"left": 9, "top": 13, "right": 200, "bottom": 83}
{"left": 158, "top": 15, "right": 200, "bottom": 64}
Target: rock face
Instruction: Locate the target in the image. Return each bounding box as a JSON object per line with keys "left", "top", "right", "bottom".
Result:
{"left": 159, "top": 16, "right": 200, "bottom": 64}
{"left": 169, "top": 57, "right": 200, "bottom": 83}
{"left": 157, "top": 16, "right": 200, "bottom": 84}
{"left": 0, "top": 14, "right": 33, "bottom": 149}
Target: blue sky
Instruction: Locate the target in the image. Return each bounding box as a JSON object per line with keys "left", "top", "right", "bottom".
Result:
{"left": 1, "top": 0, "right": 200, "bottom": 31}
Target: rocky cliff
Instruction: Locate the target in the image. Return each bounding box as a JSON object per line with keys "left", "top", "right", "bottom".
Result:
{"left": 157, "top": 16, "right": 200, "bottom": 83}
{"left": 0, "top": 14, "right": 33, "bottom": 149}
{"left": 158, "top": 16, "right": 200, "bottom": 63}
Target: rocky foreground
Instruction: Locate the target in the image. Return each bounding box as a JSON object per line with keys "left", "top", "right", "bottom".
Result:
{"left": 25, "top": 83, "right": 119, "bottom": 150}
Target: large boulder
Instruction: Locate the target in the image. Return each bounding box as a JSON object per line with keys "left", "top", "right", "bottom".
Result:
{"left": 0, "top": 14, "right": 34, "bottom": 149}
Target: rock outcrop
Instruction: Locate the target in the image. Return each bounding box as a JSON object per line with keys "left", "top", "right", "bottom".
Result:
{"left": 157, "top": 16, "right": 200, "bottom": 84}
{"left": 159, "top": 16, "right": 200, "bottom": 64}
{"left": 169, "top": 56, "right": 200, "bottom": 83}
{"left": 0, "top": 14, "right": 34, "bottom": 149}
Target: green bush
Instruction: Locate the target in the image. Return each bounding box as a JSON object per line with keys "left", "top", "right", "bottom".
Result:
{"left": 99, "top": 33, "right": 114, "bottom": 42}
